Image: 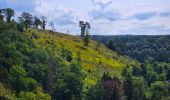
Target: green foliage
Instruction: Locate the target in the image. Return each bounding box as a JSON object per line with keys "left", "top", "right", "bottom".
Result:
{"left": 18, "top": 12, "right": 33, "bottom": 30}
{"left": 0, "top": 9, "right": 4, "bottom": 21}
{"left": 33, "top": 16, "right": 42, "bottom": 29}
{"left": 61, "top": 45, "right": 73, "bottom": 62}
{"left": 0, "top": 83, "right": 15, "bottom": 100}
{"left": 0, "top": 8, "right": 149, "bottom": 100}
{"left": 93, "top": 35, "right": 170, "bottom": 63}
{"left": 87, "top": 73, "right": 125, "bottom": 100}
{"left": 53, "top": 62, "right": 84, "bottom": 100}
{"left": 148, "top": 81, "right": 169, "bottom": 100}
{"left": 83, "top": 34, "right": 90, "bottom": 47}
{"left": 41, "top": 16, "right": 47, "bottom": 30}
{"left": 18, "top": 87, "right": 51, "bottom": 100}
{"left": 2, "top": 8, "right": 15, "bottom": 22}
{"left": 87, "top": 80, "right": 104, "bottom": 100}
{"left": 124, "top": 76, "right": 147, "bottom": 100}
{"left": 10, "top": 66, "right": 39, "bottom": 93}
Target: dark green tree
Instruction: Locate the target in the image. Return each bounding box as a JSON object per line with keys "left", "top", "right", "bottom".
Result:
{"left": 79, "top": 21, "right": 86, "bottom": 37}
{"left": 79, "top": 21, "right": 91, "bottom": 37}
{"left": 41, "top": 16, "right": 47, "bottom": 30}
{"left": 18, "top": 12, "right": 33, "bottom": 30}
{"left": 150, "top": 81, "right": 169, "bottom": 100}
{"left": 84, "top": 34, "right": 90, "bottom": 47}
{"left": 108, "top": 40, "right": 114, "bottom": 50}
{"left": 53, "top": 62, "right": 84, "bottom": 100}
{"left": 3, "top": 8, "right": 15, "bottom": 22}
{"left": 33, "top": 16, "right": 42, "bottom": 29}
{"left": 88, "top": 73, "right": 125, "bottom": 100}
{"left": 0, "top": 9, "right": 4, "bottom": 21}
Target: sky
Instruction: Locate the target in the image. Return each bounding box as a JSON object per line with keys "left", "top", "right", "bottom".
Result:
{"left": 0, "top": 0, "right": 170, "bottom": 35}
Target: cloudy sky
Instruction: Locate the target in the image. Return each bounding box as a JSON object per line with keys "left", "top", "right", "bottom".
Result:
{"left": 1, "top": 0, "right": 170, "bottom": 35}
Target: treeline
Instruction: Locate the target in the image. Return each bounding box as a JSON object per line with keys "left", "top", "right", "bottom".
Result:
{"left": 0, "top": 8, "right": 47, "bottom": 32}
{"left": 92, "top": 35, "right": 170, "bottom": 63}
{"left": 87, "top": 58, "right": 170, "bottom": 100}
{"left": 92, "top": 35, "right": 170, "bottom": 99}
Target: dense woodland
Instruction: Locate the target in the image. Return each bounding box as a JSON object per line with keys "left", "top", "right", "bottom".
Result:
{"left": 92, "top": 35, "right": 170, "bottom": 63}
{"left": 0, "top": 8, "right": 170, "bottom": 100}
{"left": 93, "top": 35, "right": 170, "bottom": 99}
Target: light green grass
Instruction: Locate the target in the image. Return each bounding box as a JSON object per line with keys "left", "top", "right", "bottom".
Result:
{"left": 27, "top": 29, "right": 139, "bottom": 90}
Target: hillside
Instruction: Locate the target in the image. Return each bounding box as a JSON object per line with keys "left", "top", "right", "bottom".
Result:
{"left": 28, "top": 29, "right": 139, "bottom": 87}
{"left": 1, "top": 7, "right": 170, "bottom": 100}
{"left": 0, "top": 19, "right": 140, "bottom": 99}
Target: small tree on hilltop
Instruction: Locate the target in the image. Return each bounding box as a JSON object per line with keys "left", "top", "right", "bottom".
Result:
{"left": 79, "top": 21, "right": 91, "bottom": 37}
{"left": 79, "top": 21, "right": 86, "bottom": 37}
{"left": 18, "top": 12, "right": 33, "bottom": 30}
{"left": 0, "top": 9, "right": 4, "bottom": 21}
{"left": 79, "top": 21, "right": 91, "bottom": 47}
{"left": 84, "top": 34, "right": 90, "bottom": 47}
{"left": 41, "top": 16, "right": 47, "bottom": 30}
{"left": 49, "top": 21, "right": 55, "bottom": 31}
{"left": 3, "top": 8, "right": 15, "bottom": 22}
{"left": 33, "top": 16, "right": 42, "bottom": 29}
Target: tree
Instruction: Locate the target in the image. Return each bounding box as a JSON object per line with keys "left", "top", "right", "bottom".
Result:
{"left": 18, "top": 87, "right": 51, "bottom": 100}
{"left": 3, "top": 8, "right": 15, "bottom": 22}
{"left": 149, "top": 81, "right": 169, "bottom": 100}
{"left": 0, "top": 9, "right": 4, "bottom": 21}
{"left": 88, "top": 73, "right": 125, "bottom": 100}
{"left": 124, "top": 76, "right": 146, "bottom": 100}
{"left": 0, "top": 83, "right": 15, "bottom": 100}
{"left": 79, "top": 21, "right": 91, "bottom": 37}
{"left": 49, "top": 21, "right": 55, "bottom": 31}
{"left": 18, "top": 12, "right": 33, "bottom": 30}
{"left": 53, "top": 62, "right": 84, "bottom": 100}
{"left": 85, "top": 22, "right": 91, "bottom": 35}
{"left": 77, "top": 52, "right": 81, "bottom": 62}
{"left": 108, "top": 40, "right": 114, "bottom": 50}
{"left": 124, "top": 74, "right": 133, "bottom": 100}
{"left": 84, "top": 34, "right": 90, "bottom": 47}
{"left": 33, "top": 16, "right": 42, "bottom": 29}
{"left": 41, "top": 16, "right": 47, "bottom": 30}
{"left": 79, "top": 21, "right": 86, "bottom": 37}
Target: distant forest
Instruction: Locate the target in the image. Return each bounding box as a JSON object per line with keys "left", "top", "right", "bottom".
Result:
{"left": 92, "top": 35, "right": 170, "bottom": 63}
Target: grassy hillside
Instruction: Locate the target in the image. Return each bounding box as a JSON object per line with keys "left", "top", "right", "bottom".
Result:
{"left": 27, "top": 29, "right": 139, "bottom": 88}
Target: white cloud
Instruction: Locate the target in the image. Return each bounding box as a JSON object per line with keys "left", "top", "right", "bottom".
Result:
{"left": 92, "top": 0, "right": 112, "bottom": 4}
{"left": 1, "top": 0, "right": 170, "bottom": 35}
{"left": 34, "top": 0, "right": 92, "bottom": 33}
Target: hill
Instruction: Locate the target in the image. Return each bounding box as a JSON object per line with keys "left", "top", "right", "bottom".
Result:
{"left": 0, "top": 20, "right": 139, "bottom": 99}
{"left": 28, "top": 29, "right": 139, "bottom": 89}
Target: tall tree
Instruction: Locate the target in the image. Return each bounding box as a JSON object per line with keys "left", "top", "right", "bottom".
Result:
{"left": 79, "top": 21, "right": 86, "bottom": 37}
{"left": 85, "top": 22, "right": 91, "bottom": 35}
{"left": 3, "top": 8, "right": 14, "bottom": 22}
{"left": 49, "top": 21, "right": 55, "bottom": 31}
{"left": 88, "top": 73, "right": 125, "bottom": 100}
{"left": 0, "top": 9, "right": 4, "bottom": 21}
{"left": 79, "top": 21, "right": 91, "bottom": 37}
{"left": 33, "top": 16, "right": 42, "bottom": 29}
{"left": 83, "top": 34, "right": 90, "bottom": 47}
{"left": 18, "top": 12, "right": 33, "bottom": 30}
{"left": 41, "top": 16, "right": 47, "bottom": 30}
{"left": 108, "top": 40, "right": 114, "bottom": 50}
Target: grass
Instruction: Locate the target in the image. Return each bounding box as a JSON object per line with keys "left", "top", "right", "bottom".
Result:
{"left": 26, "top": 29, "right": 139, "bottom": 92}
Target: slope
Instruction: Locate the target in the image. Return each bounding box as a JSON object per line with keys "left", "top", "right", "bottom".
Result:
{"left": 27, "top": 29, "right": 139, "bottom": 88}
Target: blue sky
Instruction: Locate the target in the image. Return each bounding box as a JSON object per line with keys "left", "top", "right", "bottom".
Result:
{"left": 1, "top": 0, "right": 170, "bottom": 35}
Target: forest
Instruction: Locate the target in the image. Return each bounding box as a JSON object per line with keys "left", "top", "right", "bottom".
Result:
{"left": 93, "top": 35, "right": 170, "bottom": 99}
{"left": 0, "top": 8, "right": 170, "bottom": 100}
{"left": 92, "top": 35, "right": 170, "bottom": 62}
